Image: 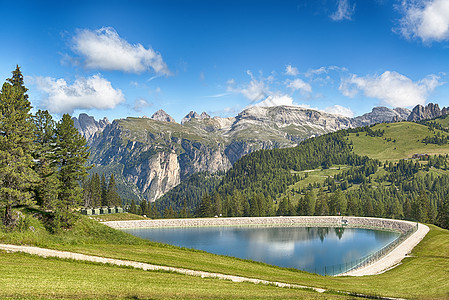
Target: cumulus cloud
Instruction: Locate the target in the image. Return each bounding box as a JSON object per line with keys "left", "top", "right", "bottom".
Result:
{"left": 72, "top": 27, "right": 171, "bottom": 75}
{"left": 287, "top": 78, "right": 312, "bottom": 94}
{"left": 254, "top": 93, "right": 296, "bottom": 107}
{"left": 339, "top": 71, "right": 441, "bottom": 107}
{"left": 227, "top": 70, "right": 268, "bottom": 102}
{"left": 397, "top": 0, "right": 449, "bottom": 42}
{"left": 285, "top": 65, "right": 299, "bottom": 76}
{"left": 133, "top": 98, "right": 153, "bottom": 112}
{"left": 330, "top": 0, "right": 355, "bottom": 21}
{"left": 35, "top": 74, "right": 125, "bottom": 113}
{"left": 324, "top": 105, "right": 354, "bottom": 117}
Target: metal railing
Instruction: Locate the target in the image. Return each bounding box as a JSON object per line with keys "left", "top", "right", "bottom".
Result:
{"left": 305, "top": 223, "right": 419, "bottom": 276}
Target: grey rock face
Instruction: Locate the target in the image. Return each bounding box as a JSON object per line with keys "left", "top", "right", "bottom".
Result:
{"left": 72, "top": 113, "right": 110, "bottom": 140}
{"left": 181, "top": 111, "right": 212, "bottom": 124}
{"left": 181, "top": 111, "right": 200, "bottom": 124}
{"left": 352, "top": 107, "right": 411, "bottom": 127}
{"left": 84, "top": 103, "right": 449, "bottom": 203}
{"left": 151, "top": 109, "right": 176, "bottom": 123}
{"left": 407, "top": 103, "right": 449, "bottom": 121}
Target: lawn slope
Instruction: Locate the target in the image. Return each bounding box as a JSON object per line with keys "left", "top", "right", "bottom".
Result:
{"left": 0, "top": 210, "right": 448, "bottom": 299}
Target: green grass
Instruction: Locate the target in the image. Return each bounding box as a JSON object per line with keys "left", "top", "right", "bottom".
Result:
{"left": 349, "top": 122, "right": 449, "bottom": 161}
{"left": 89, "top": 213, "right": 148, "bottom": 222}
{"left": 1, "top": 209, "right": 448, "bottom": 299}
{"left": 0, "top": 252, "right": 334, "bottom": 299}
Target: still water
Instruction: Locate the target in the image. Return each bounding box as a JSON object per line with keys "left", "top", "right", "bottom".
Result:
{"left": 123, "top": 226, "right": 400, "bottom": 275}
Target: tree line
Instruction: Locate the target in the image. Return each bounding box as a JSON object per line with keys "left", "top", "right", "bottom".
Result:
{"left": 151, "top": 125, "right": 449, "bottom": 230}
{"left": 82, "top": 173, "right": 121, "bottom": 208}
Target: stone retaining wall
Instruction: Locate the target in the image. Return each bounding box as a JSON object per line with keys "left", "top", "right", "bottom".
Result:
{"left": 103, "top": 216, "right": 416, "bottom": 234}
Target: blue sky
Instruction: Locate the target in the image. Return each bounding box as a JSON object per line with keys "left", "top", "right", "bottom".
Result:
{"left": 1, "top": 0, "right": 449, "bottom": 122}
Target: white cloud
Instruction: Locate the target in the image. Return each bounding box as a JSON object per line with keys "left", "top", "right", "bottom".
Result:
{"left": 287, "top": 78, "right": 312, "bottom": 93}
{"left": 227, "top": 71, "right": 268, "bottom": 102}
{"left": 324, "top": 105, "right": 354, "bottom": 117}
{"left": 339, "top": 71, "right": 441, "bottom": 107}
{"left": 204, "top": 92, "right": 231, "bottom": 98}
{"left": 133, "top": 98, "right": 153, "bottom": 112}
{"left": 72, "top": 27, "right": 171, "bottom": 75}
{"left": 254, "top": 94, "right": 295, "bottom": 107}
{"left": 285, "top": 65, "right": 299, "bottom": 76}
{"left": 35, "top": 74, "right": 125, "bottom": 114}
{"left": 330, "top": 0, "right": 355, "bottom": 21}
{"left": 397, "top": 0, "right": 449, "bottom": 42}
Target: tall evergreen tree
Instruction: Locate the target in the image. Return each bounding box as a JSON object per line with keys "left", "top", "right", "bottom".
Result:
{"left": 437, "top": 194, "right": 449, "bottom": 229}
{"left": 55, "top": 114, "right": 89, "bottom": 220}
{"left": 106, "top": 174, "right": 121, "bottom": 206}
{"left": 129, "top": 199, "right": 137, "bottom": 214}
{"left": 197, "top": 194, "right": 213, "bottom": 217}
{"left": 0, "top": 67, "right": 39, "bottom": 226}
{"left": 33, "top": 110, "right": 59, "bottom": 210}
{"left": 100, "top": 173, "right": 107, "bottom": 206}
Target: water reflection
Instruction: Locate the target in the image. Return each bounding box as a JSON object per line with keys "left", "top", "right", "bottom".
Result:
{"left": 124, "top": 226, "right": 399, "bottom": 275}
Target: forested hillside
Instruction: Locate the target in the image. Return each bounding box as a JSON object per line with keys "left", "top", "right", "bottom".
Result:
{"left": 155, "top": 120, "right": 449, "bottom": 230}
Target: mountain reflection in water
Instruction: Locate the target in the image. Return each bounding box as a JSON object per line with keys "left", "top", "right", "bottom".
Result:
{"left": 123, "top": 226, "right": 399, "bottom": 274}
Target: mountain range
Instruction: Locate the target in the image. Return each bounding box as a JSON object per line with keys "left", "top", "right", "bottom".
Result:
{"left": 73, "top": 103, "right": 449, "bottom": 202}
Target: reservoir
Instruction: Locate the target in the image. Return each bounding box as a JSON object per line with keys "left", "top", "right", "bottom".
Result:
{"left": 123, "top": 226, "right": 400, "bottom": 275}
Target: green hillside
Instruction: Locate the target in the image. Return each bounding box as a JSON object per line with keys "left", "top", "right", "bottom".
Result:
{"left": 177, "top": 118, "right": 449, "bottom": 230}
{"left": 348, "top": 121, "right": 449, "bottom": 160}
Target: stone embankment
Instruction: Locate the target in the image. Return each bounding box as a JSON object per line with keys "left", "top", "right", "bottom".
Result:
{"left": 103, "top": 216, "right": 417, "bottom": 234}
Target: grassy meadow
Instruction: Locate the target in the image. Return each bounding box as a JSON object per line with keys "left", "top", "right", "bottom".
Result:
{"left": 348, "top": 122, "right": 449, "bottom": 161}
{"left": 0, "top": 210, "right": 448, "bottom": 299}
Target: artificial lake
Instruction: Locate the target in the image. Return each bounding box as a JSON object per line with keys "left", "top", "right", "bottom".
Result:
{"left": 123, "top": 226, "right": 400, "bottom": 275}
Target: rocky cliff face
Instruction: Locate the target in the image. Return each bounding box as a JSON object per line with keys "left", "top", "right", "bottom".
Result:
{"left": 87, "top": 106, "right": 355, "bottom": 202}
{"left": 151, "top": 109, "right": 176, "bottom": 123}
{"left": 72, "top": 113, "right": 110, "bottom": 140}
{"left": 407, "top": 103, "right": 449, "bottom": 121}
{"left": 352, "top": 107, "right": 411, "bottom": 127}
{"left": 84, "top": 103, "right": 447, "bottom": 202}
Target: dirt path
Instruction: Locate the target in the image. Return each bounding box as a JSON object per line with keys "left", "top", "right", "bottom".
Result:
{"left": 340, "top": 223, "right": 429, "bottom": 276}
{"left": 0, "top": 243, "right": 326, "bottom": 294}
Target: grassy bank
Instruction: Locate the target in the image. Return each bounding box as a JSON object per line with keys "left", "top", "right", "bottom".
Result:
{"left": 0, "top": 252, "right": 332, "bottom": 299}
{"left": 0, "top": 210, "right": 447, "bottom": 299}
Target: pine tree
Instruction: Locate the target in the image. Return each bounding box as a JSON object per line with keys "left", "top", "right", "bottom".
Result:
{"left": 33, "top": 110, "right": 59, "bottom": 210}
{"left": 140, "top": 200, "right": 148, "bottom": 216}
{"left": 91, "top": 173, "right": 102, "bottom": 207}
{"left": 179, "top": 199, "right": 189, "bottom": 218}
{"left": 106, "top": 174, "right": 121, "bottom": 206}
{"left": 0, "top": 67, "right": 39, "bottom": 227}
{"left": 437, "top": 194, "right": 449, "bottom": 229}
{"left": 129, "top": 199, "right": 137, "bottom": 214}
{"left": 197, "top": 194, "right": 213, "bottom": 217}
{"left": 54, "top": 114, "right": 89, "bottom": 225}
{"left": 100, "top": 173, "right": 107, "bottom": 206}
{"left": 413, "top": 191, "right": 429, "bottom": 223}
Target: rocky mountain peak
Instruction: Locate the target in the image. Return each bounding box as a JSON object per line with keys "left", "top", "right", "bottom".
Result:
{"left": 72, "top": 113, "right": 110, "bottom": 140}
{"left": 200, "top": 112, "right": 211, "bottom": 119}
{"left": 151, "top": 109, "right": 176, "bottom": 123}
{"left": 181, "top": 111, "right": 200, "bottom": 124}
{"left": 393, "top": 107, "right": 411, "bottom": 120}
{"left": 181, "top": 111, "right": 211, "bottom": 124}
{"left": 407, "top": 103, "right": 448, "bottom": 121}
{"left": 352, "top": 106, "right": 410, "bottom": 127}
